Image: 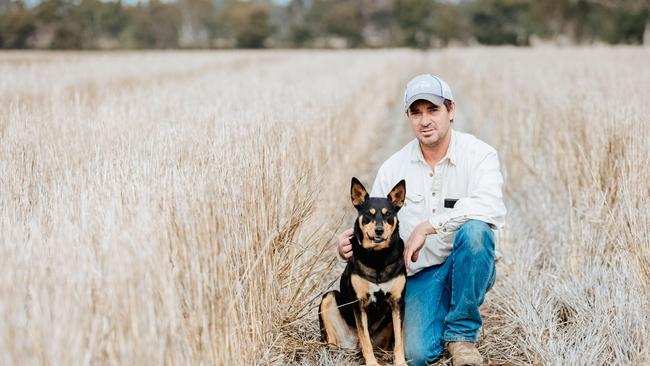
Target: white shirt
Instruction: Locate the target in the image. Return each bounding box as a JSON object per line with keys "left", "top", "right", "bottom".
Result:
{"left": 370, "top": 129, "right": 506, "bottom": 276}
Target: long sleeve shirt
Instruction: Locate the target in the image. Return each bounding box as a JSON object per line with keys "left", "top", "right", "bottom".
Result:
{"left": 370, "top": 129, "right": 506, "bottom": 276}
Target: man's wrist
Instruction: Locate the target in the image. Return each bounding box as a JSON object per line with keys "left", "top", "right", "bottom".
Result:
{"left": 417, "top": 220, "right": 436, "bottom": 236}
{"left": 336, "top": 249, "right": 349, "bottom": 262}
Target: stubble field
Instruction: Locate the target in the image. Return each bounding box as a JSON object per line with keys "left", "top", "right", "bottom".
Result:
{"left": 1, "top": 47, "right": 648, "bottom": 365}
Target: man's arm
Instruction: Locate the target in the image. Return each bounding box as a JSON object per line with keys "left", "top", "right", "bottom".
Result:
{"left": 429, "top": 148, "right": 506, "bottom": 233}
{"left": 405, "top": 148, "right": 506, "bottom": 268}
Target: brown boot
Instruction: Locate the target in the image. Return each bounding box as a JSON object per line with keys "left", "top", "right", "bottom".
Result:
{"left": 447, "top": 341, "right": 483, "bottom": 366}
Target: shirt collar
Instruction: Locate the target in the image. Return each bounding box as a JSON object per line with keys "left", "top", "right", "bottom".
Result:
{"left": 410, "top": 129, "right": 457, "bottom": 166}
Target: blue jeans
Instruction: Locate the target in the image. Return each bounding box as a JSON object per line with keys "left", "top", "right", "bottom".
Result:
{"left": 403, "top": 220, "right": 496, "bottom": 366}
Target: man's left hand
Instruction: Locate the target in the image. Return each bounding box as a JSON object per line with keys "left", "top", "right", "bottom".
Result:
{"left": 404, "top": 221, "right": 436, "bottom": 271}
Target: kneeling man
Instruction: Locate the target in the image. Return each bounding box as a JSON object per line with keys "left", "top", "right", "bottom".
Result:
{"left": 337, "top": 74, "right": 506, "bottom": 366}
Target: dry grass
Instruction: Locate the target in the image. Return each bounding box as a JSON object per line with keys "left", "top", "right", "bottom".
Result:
{"left": 0, "top": 49, "right": 416, "bottom": 365}
{"left": 436, "top": 46, "right": 650, "bottom": 365}
{"left": 0, "top": 47, "right": 648, "bottom": 366}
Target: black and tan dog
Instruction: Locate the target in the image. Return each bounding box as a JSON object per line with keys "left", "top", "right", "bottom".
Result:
{"left": 319, "top": 177, "right": 407, "bottom": 366}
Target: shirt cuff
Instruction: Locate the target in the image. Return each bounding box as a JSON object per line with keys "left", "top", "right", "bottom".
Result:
{"left": 429, "top": 212, "right": 452, "bottom": 233}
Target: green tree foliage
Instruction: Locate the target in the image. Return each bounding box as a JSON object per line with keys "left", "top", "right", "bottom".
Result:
{"left": 614, "top": 8, "right": 648, "bottom": 44}
{"left": 430, "top": 2, "right": 471, "bottom": 46}
{"left": 304, "top": 0, "right": 363, "bottom": 47}
{"left": 394, "top": 0, "right": 433, "bottom": 48}
{"left": 0, "top": 1, "right": 36, "bottom": 48}
{"left": 286, "top": 0, "right": 312, "bottom": 47}
{"left": 50, "top": 22, "right": 82, "bottom": 49}
{"left": 224, "top": 1, "right": 271, "bottom": 48}
{"left": 0, "top": 0, "right": 647, "bottom": 49}
{"left": 324, "top": 2, "right": 363, "bottom": 46}
{"left": 469, "top": 0, "right": 532, "bottom": 45}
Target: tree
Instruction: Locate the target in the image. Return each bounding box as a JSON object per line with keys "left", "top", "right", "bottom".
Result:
{"left": 178, "top": 0, "right": 217, "bottom": 47}
{"left": 394, "top": 0, "right": 434, "bottom": 48}
{"left": 226, "top": 2, "right": 271, "bottom": 48}
{"left": 286, "top": 0, "right": 312, "bottom": 47}
{"left": 470, "top": 0, "right": 532, "bottom": 45}
{"left": 1, "top": 0, "right": 37, "bottom": 48}
{"left": 123, "top": 1, "right": 181, "bottom": 48}
{"left": 50, "top": 22, "right": 83, "bottom": 49}
{"left": 323, "top": 1, "right": 363, "bottom": 46}
{"left": 430, "top": 2, "right": 472, "bottom": 46}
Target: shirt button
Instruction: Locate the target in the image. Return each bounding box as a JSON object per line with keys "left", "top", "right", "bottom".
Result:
{"left": 429, "top": 172, "right": 433, "bottom": 177}
{"left": 432, "top": 208, "right": 436, "bottom": 214}
{"left": 431, "top": 192, "right": 436, "bottom": 197}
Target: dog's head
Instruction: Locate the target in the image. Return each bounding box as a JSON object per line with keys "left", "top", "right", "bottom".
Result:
{"left": 350, "top": 177, "right": 406, "bottom": 251}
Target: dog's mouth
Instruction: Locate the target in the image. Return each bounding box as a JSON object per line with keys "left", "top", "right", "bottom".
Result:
{"left": 371, "top": 236, "right": 386, "bottom": 244}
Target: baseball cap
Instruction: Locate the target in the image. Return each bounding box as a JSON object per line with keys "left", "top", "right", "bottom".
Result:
{"left": 404, "top": 74, "right": 454, "bottom": 112}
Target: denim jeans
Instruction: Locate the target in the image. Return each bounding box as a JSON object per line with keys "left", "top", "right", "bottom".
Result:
{"left": 403, "top": 220, "right": 496, "bottom": 366}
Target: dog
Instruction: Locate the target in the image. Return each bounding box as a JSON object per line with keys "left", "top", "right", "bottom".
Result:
{"left": 319, "top": 177, "right": 407, "bottom": 366}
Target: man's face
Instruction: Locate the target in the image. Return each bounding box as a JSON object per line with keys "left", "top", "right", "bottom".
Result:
{"left": 407, "top": 99, "right": 455, "bottom": 147}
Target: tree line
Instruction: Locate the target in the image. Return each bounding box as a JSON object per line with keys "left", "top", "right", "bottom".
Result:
{"left": 0, "top": 0, "right": 648, "bottom": 49}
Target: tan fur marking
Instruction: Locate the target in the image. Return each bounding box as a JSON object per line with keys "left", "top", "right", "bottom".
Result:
{"left": 354, "top": 306, "right": 379, "bottom": 366}
{"left": 351, "top": 275, "right": 378, "bottom": 364}
{"left": 388, "top": 274, "right": 406, "bottom": 300}
{"left": 320, "top": 293, "right": 358, "bottom": 349}
{"left": 380, "top": 216, "right": 397, "bottom": 249}
{"left": 388, "top": 275, "right": 407, "bottom": 365}
{"left": 351, "top": 182, "right": 368, "bottom": 207}
{"left": 370, "top": 240, "right": 390, "bottom": 251}
{"left": 320, "top": 294, "right": 339, "bottom": 345}
{"left": 360, "top": 207, "right": 398, "bottom": 251}
{"left": 388, "top": 181, "right": 406, "bottom": 208}
{"left": 391, "top": 305, "right": 406, "bottom": 365}
{"left": 359, "top": 216, "right": 379, "bottom": 249}
{"left": 351, "top": 274, "right": 370, "bottom": 300}
{"left": 381, "top": 208, "right": 387, "bottom": 215}
{"left": 369, "top": 208, "right": 376, "bottom": 215}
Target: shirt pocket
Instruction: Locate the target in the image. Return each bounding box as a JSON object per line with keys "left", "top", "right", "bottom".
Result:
{"left": 403, "top": 193, "right": 425, "bottom": 219}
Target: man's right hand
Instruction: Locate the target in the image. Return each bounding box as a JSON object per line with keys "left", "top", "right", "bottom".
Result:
{"left": 337, "top": 228, "right": 354, "bottom": 260}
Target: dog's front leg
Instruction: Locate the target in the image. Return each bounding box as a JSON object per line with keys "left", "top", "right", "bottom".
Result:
{"left": 389, "top": 275, "right": 407, "bottom": 366}
{"left": 353, "top": 304, "right": 379, "bottom": 366}
{"left": 390, "top": 298, "right": 406, "bottom": 366}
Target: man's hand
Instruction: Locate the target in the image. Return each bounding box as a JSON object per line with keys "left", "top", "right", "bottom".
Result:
{"left": 337, "top": 228, "right": 354, "bottom": 260}
{"left": 404, "top": 221, "right": 436, "bottom": 271}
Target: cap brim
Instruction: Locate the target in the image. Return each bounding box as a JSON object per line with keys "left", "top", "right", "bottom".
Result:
{"left": 405, "top": 93, "right": 445, "bottom": 111}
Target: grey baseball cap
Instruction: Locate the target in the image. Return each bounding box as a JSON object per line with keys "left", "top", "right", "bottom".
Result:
{"left": 404, "top": 74, "right": 454, "bottom": 112}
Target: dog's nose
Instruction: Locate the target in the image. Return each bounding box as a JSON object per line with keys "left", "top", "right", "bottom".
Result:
{"left": 375, "top": 226, "right": 384, "bottom": 236}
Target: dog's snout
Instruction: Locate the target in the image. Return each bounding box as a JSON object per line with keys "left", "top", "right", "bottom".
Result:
{"left": 375, "top": 225, "right": 384, "bottom": 235}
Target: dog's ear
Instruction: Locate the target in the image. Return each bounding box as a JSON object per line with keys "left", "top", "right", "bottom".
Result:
{"left": 351, "top": 177, "right": 369, "bottom": 209}
{"left": 387, "top": 180, "right": 406, "bottom": 209}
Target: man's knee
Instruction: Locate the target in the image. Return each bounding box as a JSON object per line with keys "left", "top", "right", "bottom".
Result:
{"left": 455, "top": 220, "right": 494, "bottom": 255}
{"left": 405, "top": 340, "right": 443, "bottom": 366}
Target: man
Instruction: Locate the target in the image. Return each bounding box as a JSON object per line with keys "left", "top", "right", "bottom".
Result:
{"left": 337, "top": 74, "right": 506, "bottom": 366}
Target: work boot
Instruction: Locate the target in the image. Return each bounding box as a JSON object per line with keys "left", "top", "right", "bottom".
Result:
{"left": 447, "top": 341, "right": 483, "bottom": 366}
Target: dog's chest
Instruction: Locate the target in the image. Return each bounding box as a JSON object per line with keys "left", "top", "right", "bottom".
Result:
{"left": 366, "top": 281, "right": 393, "bottom": 303}
{"left": 351, "top": 274, "right": 405, "bottom": 304}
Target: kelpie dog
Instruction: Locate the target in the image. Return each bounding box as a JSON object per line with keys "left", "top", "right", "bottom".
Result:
{"left": 319, "top": 177, "right": 407, "bottom": 366}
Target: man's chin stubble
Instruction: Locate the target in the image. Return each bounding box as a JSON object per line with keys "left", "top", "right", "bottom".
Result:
{"left": 419, "top": 136, "right": 441, "bottom": 147}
